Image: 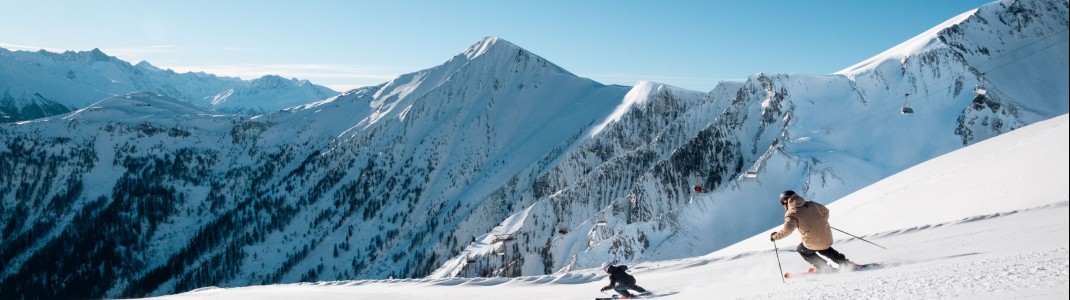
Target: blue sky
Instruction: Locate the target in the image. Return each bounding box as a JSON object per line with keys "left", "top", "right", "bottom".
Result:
{"left": 1, "top": 0, "right": 994, "bottom": 92}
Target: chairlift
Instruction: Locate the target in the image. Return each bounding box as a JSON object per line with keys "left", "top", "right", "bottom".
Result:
{"left": 743, "top": 171, "right": 758, "bottom": 179}
{"left": 900, "top": 93, "right": 914, "bottom": 116}
{"left": 594, "top": 219, "right": 607, "bottom": 226}
{"left": 974, "top": 74, "right": 988, "bottom": 96}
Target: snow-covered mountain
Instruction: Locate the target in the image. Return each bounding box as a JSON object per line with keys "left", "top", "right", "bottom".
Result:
{"left": 0, "top": 47, "right": 338, "bottom": 121}
{"left": 146, "top": 112, "right": 1070, "bottom": 300}
{"left": 0, "top": 0, "right": 1067, "bottom": 299}
{"left": 431, "top": 0, "right": 1067, "bottom": 278}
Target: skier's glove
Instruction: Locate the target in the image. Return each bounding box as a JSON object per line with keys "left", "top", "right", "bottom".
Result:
{"left": 600, "top": 286, "right": 610, "bottom": 292}
{"left": 769, "top": 232, "right": 776, "bottom": 241}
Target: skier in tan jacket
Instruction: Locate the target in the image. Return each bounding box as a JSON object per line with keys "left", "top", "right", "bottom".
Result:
{"left": 770, "top": 190, "right": 857, "bottom": 273}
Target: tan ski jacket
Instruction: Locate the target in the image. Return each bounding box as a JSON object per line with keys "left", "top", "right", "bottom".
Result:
{"left": 771, "top": 195, "right": 834, "bottom": 250}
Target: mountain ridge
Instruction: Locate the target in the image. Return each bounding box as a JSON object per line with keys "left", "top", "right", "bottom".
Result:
{"left": 0, "top": 47, "right": 338, "bottom": 121}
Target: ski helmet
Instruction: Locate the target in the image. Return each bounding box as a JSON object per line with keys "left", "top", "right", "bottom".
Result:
{"left": 779, "top": 190, "right": 796, "bottom": 202}
{"left": 600, "top": 262, "right": 611, "bottom": 271}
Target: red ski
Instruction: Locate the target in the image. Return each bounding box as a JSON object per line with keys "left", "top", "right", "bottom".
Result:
{"left": 783, "top": 267, "right": 818, "bottom": 279}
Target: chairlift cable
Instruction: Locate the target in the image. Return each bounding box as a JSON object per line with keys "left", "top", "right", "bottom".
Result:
{"left": 735, "top": 24, "right": 1066, "bottom": 180}
{"left": 968, "top": 27, "right": 1069, "bottom": 75}
{"left": 812, "top": 28, "right": 1068, "bottom": 132}
{"left": 893, "top": 27, "right": 1069, "bottom": 105}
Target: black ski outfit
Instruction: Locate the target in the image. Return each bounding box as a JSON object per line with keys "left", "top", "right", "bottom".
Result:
{"left": 600, "top": 265, "right": 649, "bottom": 297}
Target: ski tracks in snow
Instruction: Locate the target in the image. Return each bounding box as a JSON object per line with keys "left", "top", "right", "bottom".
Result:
{"left": 746, "top": 201, "right": 1069, "bottom": 299}
{"left": 771, "top": 247, "right": 1069, "bottom": 300}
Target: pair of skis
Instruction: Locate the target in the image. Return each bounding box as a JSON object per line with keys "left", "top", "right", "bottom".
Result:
{"left": 593, "top": 296, "right": 652, "bottom": 300}
{"left": 595, "top": 291, "right": 661, "bottom": 299}
{"left": 783, "top": 261, "right": 885, "bottom": 279}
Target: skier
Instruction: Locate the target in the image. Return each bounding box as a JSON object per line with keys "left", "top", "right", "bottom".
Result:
{"left": 770, "top": 190, "right": 857, "bottom": 273}
{"left": 599, "top": 263, "right": 651, "bottom": 298}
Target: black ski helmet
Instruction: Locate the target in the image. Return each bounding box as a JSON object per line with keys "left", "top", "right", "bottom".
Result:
{"left": 779, "top": 190, "right": 796, "bottom": 201}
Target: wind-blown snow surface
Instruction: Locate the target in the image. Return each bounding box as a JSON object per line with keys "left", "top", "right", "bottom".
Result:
{"left": 149, "top": 114, "right": 1070, "bottom": 300}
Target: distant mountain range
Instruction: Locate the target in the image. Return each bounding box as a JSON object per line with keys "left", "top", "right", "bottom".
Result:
{"left": 1, "top": 0, "right": 1066, "bottom": 299}
{"left": 0, "top": 47, "right": 338, "bottom": 122}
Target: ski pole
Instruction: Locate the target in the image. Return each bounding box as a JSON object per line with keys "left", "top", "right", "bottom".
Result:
{"left": 772, "top": 239, "right": 785, "bottom": 284}
{"left": 831, "top": 226, "right": 887, "bottom": 250}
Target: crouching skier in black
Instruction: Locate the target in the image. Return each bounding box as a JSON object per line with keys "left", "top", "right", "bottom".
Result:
{"left": 599, "top": 263, "right": 651, "bottom": 299}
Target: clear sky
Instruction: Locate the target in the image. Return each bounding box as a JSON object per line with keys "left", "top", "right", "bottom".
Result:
{"left": 1, "top": 0, "right": 994, "bottom": 92}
